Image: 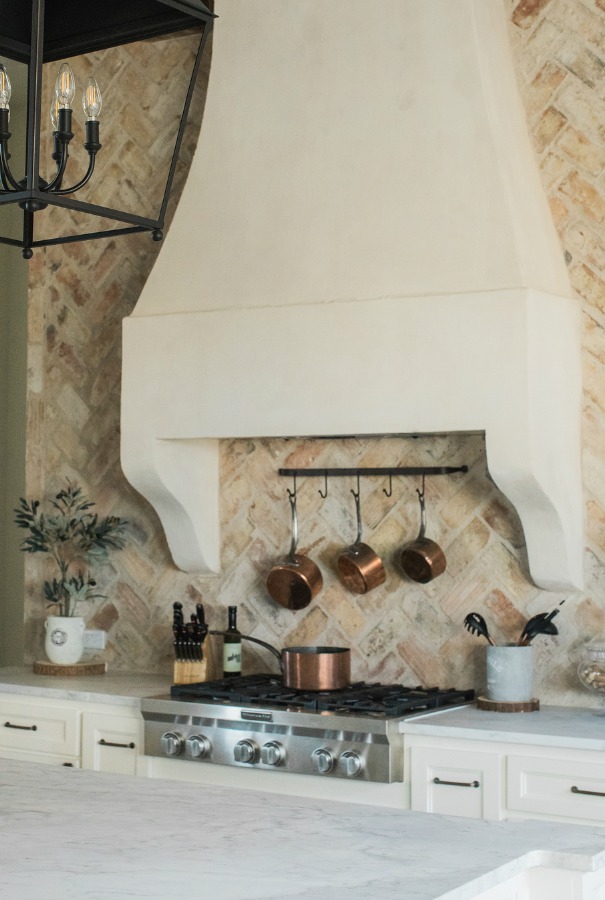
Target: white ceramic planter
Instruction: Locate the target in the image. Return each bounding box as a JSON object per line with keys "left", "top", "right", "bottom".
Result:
{"left": 44, "top": 616, "right": 85, "bottom": 665}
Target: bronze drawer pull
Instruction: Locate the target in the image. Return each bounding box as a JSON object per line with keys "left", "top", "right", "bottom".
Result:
{"left": 98, "top": 739, "right": 136, "bottom": 749}
{"left": 4, "top": 721, "right": 37, "bottom": 731}
{"left": 571, "top": 785, "right": 605, "bottom": 798}
{"left": 433, "top": 777, "right": 480, "bottom": 788}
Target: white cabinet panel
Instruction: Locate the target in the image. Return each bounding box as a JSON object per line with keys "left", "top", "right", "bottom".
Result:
{"left": 507, "top": 754, "right": 605, "bottom": 824}
{"left": 0, "top": 695, "right": 79, "bottom": 758}
{"left": 0, "top": 747, "right": 80, "bottom": 767}
{"left": 82, "top": 711, "right": 142, "bottom": 774}
{"left": 410, "top": 745, "right": 504, "bottom": 820}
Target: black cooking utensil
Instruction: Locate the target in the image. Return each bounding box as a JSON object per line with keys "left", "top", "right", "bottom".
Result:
{"left": 517, "top": 613, "right": 547, "bottom": 646}
{"left": 518, "top": 613, "right": 559, "bottom": 646}
{"left": 518, "top": 600, "right": 565, "bottom": 645}
{"left": 464, "top": 612, "right": 496, "bottom": 645}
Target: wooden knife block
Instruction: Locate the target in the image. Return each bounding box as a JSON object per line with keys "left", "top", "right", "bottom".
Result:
{"left": 173, "top": 659, "right": 208, "bottom": 685}
{"left": 173, "top": 633, "right": 220, "bottom": 685}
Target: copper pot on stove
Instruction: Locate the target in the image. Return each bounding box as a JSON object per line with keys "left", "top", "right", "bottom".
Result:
{"left": 210, "top": 632, "right": 350, "bottom": 691}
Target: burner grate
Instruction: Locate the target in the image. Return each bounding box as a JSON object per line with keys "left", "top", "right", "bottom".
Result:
{"left": 170, "top": 674, "right": 474, "bottom": 716}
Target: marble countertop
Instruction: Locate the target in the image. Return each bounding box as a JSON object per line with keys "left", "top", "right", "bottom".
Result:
{"left": 400, "top": 703, "right": 605, "bottom": 751}
{"left": 1, "top": 758, "right": 605, "bottom": 900}
{"left": 0, "top": 666, "right": 171, "bottom": 707}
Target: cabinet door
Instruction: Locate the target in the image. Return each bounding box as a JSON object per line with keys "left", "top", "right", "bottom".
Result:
{"left": 507, "top": 754, "right": 605, "bottom": 824}
{"left": 0, "top": 747, "right": 80, "bottom": 767}
{"left": 82, "top": 711, "right": 142, "bottom": 774}
{"left": 0, "top": 697, "right": 79, "bottom": 758}
{"left": 410, "top": 746, "right": 503, "bottom": 820}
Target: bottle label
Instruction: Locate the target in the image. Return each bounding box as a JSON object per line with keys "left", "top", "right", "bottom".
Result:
{"left": 223, "top": 643, "right": 242, "bottom": 673}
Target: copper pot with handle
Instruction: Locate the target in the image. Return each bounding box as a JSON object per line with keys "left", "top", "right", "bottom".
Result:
{"left": 337, "top": 484, "right": 386, "bottom": 594}
{"left": 266, "top": 490, "right": 323, "bottom": 610}
{"left": 400, "top": 484, "right": 446, "bottom": 584}
{"left": 210, "top": 632, "right": 350, "bottom": 691}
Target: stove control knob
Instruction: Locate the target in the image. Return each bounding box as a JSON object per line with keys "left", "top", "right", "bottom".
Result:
{"left": 312, "top": 748, "right": 334, "bottom": 774}
{"left": 261, "top": 741, "right": 285, "bottom": 766}
{"left": 160, "top": 731, "right": 183, "bottom": 757}
{"left": 185, "top": 734, "right": 211, "bottom": 760}
{"left": 234, "top": 739, "right": 259, "bottom": 764}
{"left": 339, "top": 751, "right": 364, "bottom": 778}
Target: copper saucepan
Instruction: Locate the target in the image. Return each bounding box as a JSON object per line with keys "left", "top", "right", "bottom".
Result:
{"left": 337, "top": 485, "right": 386, "bottom": 594}
{"left": 210, "top": 632, "right": 350, "bottom": 691}
{"left": 400, "top": 485, "right": 446, "bottom": 584}
{"left": 266, "top": 491, "right": 323, "bottom": 611}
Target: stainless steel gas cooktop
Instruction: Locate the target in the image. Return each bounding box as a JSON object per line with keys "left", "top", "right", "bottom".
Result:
{"left": 142, "top": 675, "right": 474, "bottom": 784}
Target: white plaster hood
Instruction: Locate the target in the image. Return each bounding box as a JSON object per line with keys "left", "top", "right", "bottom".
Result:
{"left": 121, "top": 0, "right": 583, "bottom": 591}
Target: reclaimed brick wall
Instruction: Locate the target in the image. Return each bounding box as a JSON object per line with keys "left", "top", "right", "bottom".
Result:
{"left": 22, "top": 2, "right": 605, "bottom": 705}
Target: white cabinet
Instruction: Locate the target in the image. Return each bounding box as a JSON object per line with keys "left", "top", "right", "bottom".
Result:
{"left": 81, "top": 710, "right": 142, "bottom": 774}
{"left": 410, "top": 744, "right": 504, "bottom": 820}
{"left": 0, "top": 693, "right": 80, "bottom": 766}
{"left": 0, "top": 691, "right": 142, "bottom": 773}
{"left": 405, "top": 729, "right": 605, "bottom": 826}
{"left": 507, "top": 753, "right": 605, "bottom": 825}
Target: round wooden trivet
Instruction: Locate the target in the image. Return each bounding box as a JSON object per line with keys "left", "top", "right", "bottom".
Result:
{"left": 476, "top": 696, "right": 539, "bottom": 713}
{"left": 33, "top": 661, "right": 107, "bottom": 677}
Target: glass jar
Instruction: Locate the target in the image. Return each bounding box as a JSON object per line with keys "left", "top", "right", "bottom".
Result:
{"left": 577, "top": 640, "right": 605, "bottom": 715}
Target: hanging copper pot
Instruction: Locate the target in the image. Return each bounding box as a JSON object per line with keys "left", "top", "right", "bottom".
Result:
{"left": 337, "top": 483, "right": 386, "bottom": 594}
{"left": 400, "top": 483, "right": 446, "bottom": 584}
{"left": 266, "top": 490, "right": 323, "bottom": 610}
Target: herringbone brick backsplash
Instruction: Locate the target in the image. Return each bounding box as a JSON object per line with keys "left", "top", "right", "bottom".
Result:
{"left": 22, "top": 2, "right": 605, "bottom": 705}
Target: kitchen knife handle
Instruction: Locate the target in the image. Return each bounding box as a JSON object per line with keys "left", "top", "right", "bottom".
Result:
{"left": 433, "top": 777, "right": 480, "bottom": 789}
{"left": 98, "top": 739, "right": 136, "bottom": 750}
{"left": 4, "top": 721, "right": 37, "bottom": 731}
{"left": 571, "top": 785, "right": 605, "bottom": 798}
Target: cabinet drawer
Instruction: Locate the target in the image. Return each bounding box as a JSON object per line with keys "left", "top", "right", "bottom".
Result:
{"left": 0, "top": 699, "right": 79, "bottom": 756}
{"left": 507, "top": 754, "right": 605, "bottom": 823}
{"left": 411, "top": 746, "right": 503, "bottom": 820}
{"left": 82, "top": 711, "right": 141, "bottom": 774}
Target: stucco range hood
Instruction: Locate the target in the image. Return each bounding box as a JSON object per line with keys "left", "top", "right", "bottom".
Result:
{"left": 121, "top": 0, "right": 583, "bottom": 591}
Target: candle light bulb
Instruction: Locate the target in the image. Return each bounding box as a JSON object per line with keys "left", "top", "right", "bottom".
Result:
{"left": 50, "top": 94, "right": 59, "bottom": 130}
{"left": 55, "top": 62, "right": 75, "bottom": 109}
{"left": 0, "top": 63, "right": 12, "bottom": 110}
{"left": 82, "top": 76, "right": 102, "bottom": 120}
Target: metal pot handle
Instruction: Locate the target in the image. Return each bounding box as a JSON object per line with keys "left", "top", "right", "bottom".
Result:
{"left": 209, "top": 631, "right": 283, "bottom": 666}
{"left": 416, "top": 482, "right": 427, "bottom": 541}
{"left": 353, "top": 484, "right": 363, "bottom": 544}
{"left": 284, "top": 490, "right": 299, "bottom": 562}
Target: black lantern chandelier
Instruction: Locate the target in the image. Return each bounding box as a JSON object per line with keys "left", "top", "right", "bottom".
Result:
{"left": 0, "top": 0, "right": 215, "bottom": 258}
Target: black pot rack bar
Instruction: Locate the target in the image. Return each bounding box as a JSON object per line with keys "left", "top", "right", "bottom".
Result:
{"left": 279, "top": 465, "right": 468, "bottom": 498}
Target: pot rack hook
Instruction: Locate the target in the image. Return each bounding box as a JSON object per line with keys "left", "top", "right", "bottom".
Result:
{"left": 318, "top": 470, "right": 329, "bottom": 499}
{"left": 383, "top": 473, "right": 393, "bottom": 498}
{"left": 416, "top": 473, "right": 426, "bottom": 503}
{"left": 287, "top": 473, "right": 297, "bottom": 502}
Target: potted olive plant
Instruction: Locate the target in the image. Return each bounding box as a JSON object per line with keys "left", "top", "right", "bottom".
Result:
{"left": 14, "top": 480, "right": 127, "bottom": 665}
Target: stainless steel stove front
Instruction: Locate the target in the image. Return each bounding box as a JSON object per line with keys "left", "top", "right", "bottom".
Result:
{"left": 141, "top": 695, "right": 404, "bottom": 783}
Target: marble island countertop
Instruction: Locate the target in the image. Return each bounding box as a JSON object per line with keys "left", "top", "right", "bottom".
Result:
{"left": 399, "top": 703, "right": 605, "bottom": 751}
{"left": 0, "top": 666, "right": 171, "bottom": 706}
{"left": 1, "top": 758, "right": 605, "bottom": 900}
